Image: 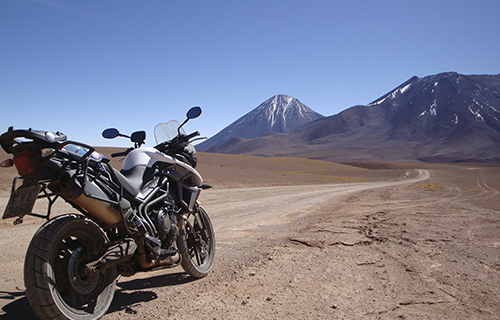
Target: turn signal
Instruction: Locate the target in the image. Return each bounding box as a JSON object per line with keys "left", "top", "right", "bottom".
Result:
{"left": 0, "top": 158, "right": 13, "bottom": 167}
{"left": 41, "top": 148, "right": 56, "bottom": 158}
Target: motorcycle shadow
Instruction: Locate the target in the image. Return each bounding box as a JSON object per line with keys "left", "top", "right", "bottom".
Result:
{"left": 0, "top": 290, "right": 37, "bottom": 320}
{"left": 109, "top": 271, "right": 196, "bottom": 314}
{"left": 0, "top": 272, "right": 195, "bottom": 319}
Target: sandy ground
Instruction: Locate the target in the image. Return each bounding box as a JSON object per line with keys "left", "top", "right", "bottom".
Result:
{"left": 0, "top": 151, "right": 499, "bottom": 319}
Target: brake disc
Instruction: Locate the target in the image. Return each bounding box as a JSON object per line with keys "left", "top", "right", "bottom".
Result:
{"left": 68, "top": 248, "right": 100, "bottom": 295}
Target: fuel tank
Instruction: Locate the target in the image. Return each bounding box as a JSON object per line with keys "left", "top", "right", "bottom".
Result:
{"left": 122, "top": 147, "right": 203, "bottom": 186}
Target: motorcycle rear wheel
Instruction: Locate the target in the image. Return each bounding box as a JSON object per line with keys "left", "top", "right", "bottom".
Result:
{"left": 176, "top": 206, "right": 215, "bottom": 278}
{"left": 24, "top": 214, "right": 117, "bottom": 320}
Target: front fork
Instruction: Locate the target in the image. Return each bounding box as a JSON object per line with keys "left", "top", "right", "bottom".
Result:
{"left": 178, "top": 203, "right": 209, "bottom": 245}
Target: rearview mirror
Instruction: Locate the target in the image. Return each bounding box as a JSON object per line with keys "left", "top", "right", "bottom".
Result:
{"left": 187, "top": 106, "right": 202, "bottom": 119}
{"left": 102, "top": 128, "right": 120, "bottom": 139}
{"left": 131, "top": 131, "right": 146, "bottom": 143}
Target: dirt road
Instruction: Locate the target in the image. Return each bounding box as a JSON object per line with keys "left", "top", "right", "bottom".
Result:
{"left": 205, "top": 169, "right": 429, "bottom": 246}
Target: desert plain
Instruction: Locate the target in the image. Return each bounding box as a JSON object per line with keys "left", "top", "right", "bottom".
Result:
{"left": 0, "top": 150, "right": 499, "bottom": 319}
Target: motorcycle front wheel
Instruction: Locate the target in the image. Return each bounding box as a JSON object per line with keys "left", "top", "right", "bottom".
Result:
{"left": 24, "top": 214, "right": 117, "bottom": 320}
{"left": 176, "top": 205, "right": 215, "bottom": 278}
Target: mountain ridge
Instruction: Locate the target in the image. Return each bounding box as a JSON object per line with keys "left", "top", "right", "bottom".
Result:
{"left": 208, "top": 72, "right": 500, "bottom": 163}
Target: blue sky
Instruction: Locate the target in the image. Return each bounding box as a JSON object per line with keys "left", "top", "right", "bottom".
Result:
{"left": 1, "top": 0, "right": 499, "bottom": 147}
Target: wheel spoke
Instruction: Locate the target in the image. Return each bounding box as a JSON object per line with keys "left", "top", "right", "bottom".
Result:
{"left": 69, "top": 289, "right": 79, "bottom": 309}
{"left": 80, "top": 293, "right": 95, "bottom": 310}
{"left": 194, "top": 247, "right": 202, "bottom": 266}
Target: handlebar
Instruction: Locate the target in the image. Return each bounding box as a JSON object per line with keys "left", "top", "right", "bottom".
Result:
{"left": 110, "top": 131, "right": 200, "bottom": 158}
{"left": 153, "top": 131, "right": 200, "bottom": 154}
{"left": 110, "top": 147, "right": 134, "bottom": 158}
{"left": 185, "top": 130, "right": 201, "bottom": 141}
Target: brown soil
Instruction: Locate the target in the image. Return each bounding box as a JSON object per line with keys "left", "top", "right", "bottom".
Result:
{"left": 0, "top": 151, "right": 499, "bottom": 319}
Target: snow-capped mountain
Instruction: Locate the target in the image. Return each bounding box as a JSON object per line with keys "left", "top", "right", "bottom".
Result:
{"left": 197, "top": 95, "right": 324, "bottom": 152}
{"left": 209, "top": 73, "right": 500, "bottom": 163}
{"left": 367, "top": 72, "right": 500, "bottom": 143}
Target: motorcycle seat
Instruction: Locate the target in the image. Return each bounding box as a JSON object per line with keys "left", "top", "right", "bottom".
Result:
{"left": 111, "top": 167, "right": 143, "bottom": 197}
{"left": 112, "top": 165, "right": 155, "bottom": 197}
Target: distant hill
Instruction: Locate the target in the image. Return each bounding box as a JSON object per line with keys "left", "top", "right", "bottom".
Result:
{"left": 196, "top": 95, "right": 323, "bottom": 152}
{"left": 208, "top": 72, "right": 500, "bottom": 163}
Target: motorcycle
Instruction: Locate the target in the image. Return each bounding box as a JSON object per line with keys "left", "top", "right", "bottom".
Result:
{"left": 0, "top": 106, "right": 215, "bottom": 320}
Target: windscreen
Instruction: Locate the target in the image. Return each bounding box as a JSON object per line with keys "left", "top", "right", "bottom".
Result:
{"left": 154, "top": 120, "right": 185, "bottom": 144}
